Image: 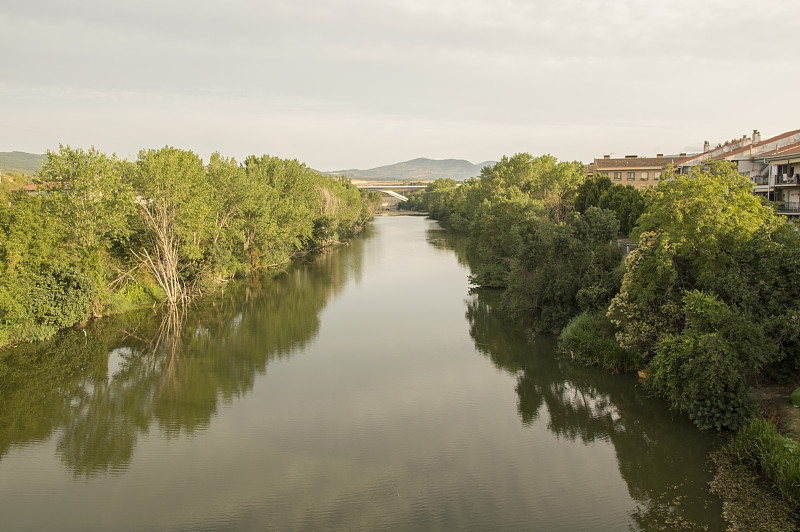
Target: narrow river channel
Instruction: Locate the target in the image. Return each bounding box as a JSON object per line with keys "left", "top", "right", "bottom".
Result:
{"left": 0, "top": 214, "right": 726, "bottom": 531}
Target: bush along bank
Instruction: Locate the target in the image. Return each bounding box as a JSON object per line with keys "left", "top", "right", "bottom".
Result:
{"left": 0, "top": 145, "right": 381, "bottom": 346}
{"left": 403, "top": 155, "right": 800, "bottom": 511}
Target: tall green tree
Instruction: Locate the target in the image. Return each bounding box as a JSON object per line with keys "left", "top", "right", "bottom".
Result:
{"left": 574, "top": 176, "right": 646, "bottom": 236}
{"left": 503, "top": 207, "right": 623, "bottom": 333}
{"left": 133, "top": 147, "right": 212, "bottom": 305}
{"left": 38, "top": 145, "right": 134, "bottom": 254}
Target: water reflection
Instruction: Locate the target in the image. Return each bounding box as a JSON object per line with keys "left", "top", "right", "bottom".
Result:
{"left": 0, "top": 235, "right": 369, "bottom": 478}
{"left": 465, "top": 288, "right": 723, "bottom": 530}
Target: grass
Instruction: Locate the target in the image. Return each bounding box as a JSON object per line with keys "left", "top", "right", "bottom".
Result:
{"left": 728, "top": 418, "right": 800, "bottom": 508}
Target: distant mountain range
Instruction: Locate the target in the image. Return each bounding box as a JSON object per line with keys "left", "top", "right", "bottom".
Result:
{"left": 0, "top": 151, "right": 46, "bottom": 175}
{"left": 0, "top": 151, "right": 496, "bottom": 182}
{"left": 324, "top": 158, "right": 496, "bottom": 181}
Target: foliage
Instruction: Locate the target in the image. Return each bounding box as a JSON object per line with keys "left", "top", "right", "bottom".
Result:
{"left": 239, "top": 155, "right": 316, "bottom": 266}
{"left": 633, "top": 161, "right": 780, "bottom": 271}
{"left": 729, "top": 418, "right": 800, "bottom": 508}
{"left": 648, "top": 291, "right": 761, "bottom": 430}
{"left": 606, "top": 231, "right": 682, "bottom": 353}
{"left": 0, "top": 192, "right": 73, "bottom": 342}
{"left": 406, "top": 155, "right": 622, "bottom": 334}
{"left": 425, "top": 154, "right": 588, "bottom": 288}
{"left": 503, "top": 207, "right": 624, "bottom": 333}
{"left": 574, "top": 175, "right": 647, "bottom": 235}
{"left": 0, "top": 172, "right": 33, "bottom": 194}
{"left": 0, "top": 145, "right": 378, "bottom": 347}
{"left": 132, "top": 147, "right": 212, "bottom": 305}
{"left": 38, "top": 144, "right": 135, "bottom": 252}
{"left": 558, "top": 310, "right": 642, "bottom": 371}
{"left": 607, "top": 161, "right": 800, "bottom": 429}
{"left": 609, "top": 162, "right": 799, "bottom": 355}
{"left": 28, "top": 262, "right": 98, "bottom": 330}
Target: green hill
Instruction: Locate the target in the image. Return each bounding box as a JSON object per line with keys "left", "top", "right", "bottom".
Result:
{"left": 0, "top": 151, "right": 46, "bottom": 176}
{"left": 325, "top": 158, "right": 495, "bottom": 181}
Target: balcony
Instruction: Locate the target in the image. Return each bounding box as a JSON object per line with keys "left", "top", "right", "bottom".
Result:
{"left": 774, "top": 174, "right": 800, "bottom": 186}
{"left": 776, "top": 201, "right": 800, "bottom": 213}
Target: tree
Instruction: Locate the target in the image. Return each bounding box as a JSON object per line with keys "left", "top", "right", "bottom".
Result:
{"left": 608, "top": 160, "right": 800, "bottom": 429}
{"left": 503, "top": 207, "right": 623, "bottom": 333}
{"left": 239, "top": 156, "right": 317, "bottom": 267}
{"left": 609, "top": 161, "right": 782, "bottom": 354}
{"left": 133, "top": 147, "right": 212, "bottom": 305}
{"left": 575, "top": 176, "right": 646, "bottom": 236}
{"left": 38, "top": 144, "right": 134, "bottom": 253}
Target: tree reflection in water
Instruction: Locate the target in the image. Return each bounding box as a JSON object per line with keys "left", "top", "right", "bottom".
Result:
{"left": 0, "top": 241, "right": 366, "bottom": 478}
{"left": 465, "top": 288, "right": 724, "bottom": 530}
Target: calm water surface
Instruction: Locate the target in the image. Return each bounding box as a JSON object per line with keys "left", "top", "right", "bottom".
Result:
{"left": 0, "top": 214, "right": 726, "bottom": 531}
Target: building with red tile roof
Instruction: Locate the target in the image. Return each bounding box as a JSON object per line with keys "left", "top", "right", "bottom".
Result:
{"left": 675, "top": 128, "right": 800, "bottom": 217}
{"left": 591, "top": 154, "right": 684, "bottom": 190}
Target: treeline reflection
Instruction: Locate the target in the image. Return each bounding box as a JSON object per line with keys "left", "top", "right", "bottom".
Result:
{"left": 0, "top": 240, "right": 366, "bottom": 477}
{"left": 465, "top": 288, "right": 723, "bottom": 530}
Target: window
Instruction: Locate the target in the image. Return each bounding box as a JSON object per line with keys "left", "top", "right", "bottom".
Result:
{"left": 628, "top": 172, "right": 635, "bottom": 181}
{"left": 641, "top": 172, "right": 648, "bottom": 180}
{"left": 654, "top": 171, "right": 661, "bottom": 181}
{"left": 614, "top": 171, "right": 621, "bottom": 181}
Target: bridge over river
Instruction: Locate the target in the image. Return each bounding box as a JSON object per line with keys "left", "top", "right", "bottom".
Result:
{"left": 355, "top": 184, "right": 428, "bottom": 207}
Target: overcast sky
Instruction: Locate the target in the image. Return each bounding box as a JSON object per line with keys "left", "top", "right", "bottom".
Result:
{"left": 2, "top": 0, "right": 797, "bottom": 170}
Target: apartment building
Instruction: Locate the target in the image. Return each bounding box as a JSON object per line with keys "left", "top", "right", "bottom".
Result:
{"left": 676, "top": 128, "right": 800, "bottom": 216}
{"left": 591, "top": 154, "right": 684, "bottom": 190}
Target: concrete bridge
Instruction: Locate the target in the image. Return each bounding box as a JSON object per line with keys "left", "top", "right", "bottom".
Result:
{"left": 356, "top": 185, "right": 428, "bottom": 208}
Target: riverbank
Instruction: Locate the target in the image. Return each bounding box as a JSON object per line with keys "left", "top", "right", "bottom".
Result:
{"left": 0, "top": 146, "right": 382, "bottom": 349}
{"left": 400, "top": 159, "right": 800, "bottom": 526}
{"left": 0, "top": 215, "right": 730, "bottom": 530}
{"left": 710, "top": 390, "right": 800, "bottom": 531}
{"left": 755, "top": 385, "right": 800, "bottom": 440}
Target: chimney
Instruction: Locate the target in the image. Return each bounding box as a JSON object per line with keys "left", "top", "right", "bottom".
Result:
{"left": 753, "top": 129, "right": 761, "bottom": 144}
{"left": 656, "top": 153, "right": 664, "bottom": 158}
{"left": 703, "top": 141, "right": 710, "bottom": 152}
{"left": 604, "top": 155, "right": 610, "bottom": 159}
{"left": 680, "top": 152, "right": 686, "bottom": 157}
{"left": 625, "top": 155, "right": 637, "bottom": 158}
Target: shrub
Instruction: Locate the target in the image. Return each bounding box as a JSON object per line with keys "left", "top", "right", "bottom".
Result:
{"left": 558, "top": 310, "right": 642, "bottom": 372}
{"left": 470, "top": 261, "right": 509, "bottom": 288}
{"left": 28, "top": 262, "right": 98, "bottom": 329}
{"left": 649, "top": 330, "right": 755, "bottom": 430}
{"left": 648, "top": 291, "right": 768, "bottom": 430}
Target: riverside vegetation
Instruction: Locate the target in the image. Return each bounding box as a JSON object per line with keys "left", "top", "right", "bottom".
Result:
{"left": 0, "top": 145, "right": 380, "bottom": 346}
{"left": 402, "top": 154, "right": 800, "bottom": 519}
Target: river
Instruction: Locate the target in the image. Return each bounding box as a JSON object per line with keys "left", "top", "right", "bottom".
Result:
{"left": 0, "top": 214, "right": 726, "bottom": 531}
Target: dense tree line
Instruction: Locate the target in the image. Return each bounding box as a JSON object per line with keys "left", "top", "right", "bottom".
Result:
{"left": 405, "top": 155, "right": 800, "bottom": 432}
{"left": 0, "top": 145, "right": 380, "bottom": 346}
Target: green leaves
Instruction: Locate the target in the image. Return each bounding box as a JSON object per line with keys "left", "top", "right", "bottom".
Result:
{"left": 606, "top": 161, "right": 800, "bottom": 429}
{"left": 1, "top": 145, "right": 378, "bottom": 345}
{"left": 39, "top": 145, "right": 135, "bottom": 252}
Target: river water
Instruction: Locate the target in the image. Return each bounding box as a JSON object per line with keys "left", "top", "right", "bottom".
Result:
{"left": 0, "top": 214, "right": 726, "bottom": 531}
